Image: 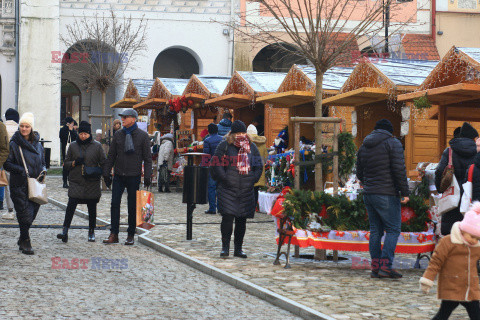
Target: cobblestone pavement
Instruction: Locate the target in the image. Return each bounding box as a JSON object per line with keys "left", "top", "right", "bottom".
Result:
{"left": 44, "top": 177, "right": 470, "bottom": 319}
{"left": 0, "top": 194, "right": 300, "bottom": 319}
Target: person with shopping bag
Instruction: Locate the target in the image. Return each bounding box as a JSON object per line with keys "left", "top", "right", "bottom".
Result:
{"left": 435, "top": 122, "right": 478, "bottom": 236}
{"left": 4, "top": 113, "right": 46, "bottom": 255}
{"left": 57, "top": 121, "right": 106, "bottom": 243}
{"left": 102, "top": 109, "right": 152, "bottom": 246}
{"left": 156, "top": 133, "right": 174, "bottom": 193}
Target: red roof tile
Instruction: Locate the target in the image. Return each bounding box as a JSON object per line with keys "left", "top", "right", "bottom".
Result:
{"left": 402, "top": 34, "right": 440, "bottom": 60}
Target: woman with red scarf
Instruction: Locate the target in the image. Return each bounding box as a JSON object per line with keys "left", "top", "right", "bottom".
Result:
{"left": 211, "top": 120, "right": 263, "bottom": 258}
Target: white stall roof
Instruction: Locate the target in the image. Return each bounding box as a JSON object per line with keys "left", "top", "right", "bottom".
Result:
{"left": 196, "top": 76, "right": 231, "bottom": 95}
{"left": 132, "top": 79, "right": 155, "bottom": 98}
{"left": 237, "top": 71, "right": 287, "bottom": 93}
{"left": 158, "top": 78, "right": 190, "bottom": 96}
{"left": 371, "top": 59, "right": 438, "bottom": 86}
{"left": 296, "top": 65, "right": 354, "bottom": 91}
{"left": 458, "top": 47, "right": 480, "bottom": 64}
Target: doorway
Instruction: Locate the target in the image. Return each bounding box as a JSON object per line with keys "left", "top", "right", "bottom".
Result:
{"left": 61, "top": 80, "right": 81, "bottom": 124}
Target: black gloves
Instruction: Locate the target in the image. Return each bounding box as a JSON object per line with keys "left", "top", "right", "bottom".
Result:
{"left": 144, "top": 178, "right": 151, "bottom": 188}
{"left": 104, "top": 175, "right": 112, "bottom": 189}
{"left": 75, "top": 157, "right": 85, "bottom": 166}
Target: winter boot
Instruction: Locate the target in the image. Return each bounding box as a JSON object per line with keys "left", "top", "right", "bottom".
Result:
{"left": 57, "top": 227, "right": 68, "bottom": 243}
{"left": 234, "top": 241, "right": 247, "bottom": 258}
{"left": 20, "top": 238, "right": 34, "bottom": 255}
{"left": 220, "top": 237, "right": 230, "bottom": 257}
{"left": 88, "top": 228, "right": 95, "bottom": 242}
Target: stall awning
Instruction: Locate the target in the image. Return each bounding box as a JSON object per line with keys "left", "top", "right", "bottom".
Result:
{"left": 397, "top": 83, "right": 480, "bottom": 105}
{"left": 133, "top": 98, "right": 167, "bottom": 110}
{"left": 184, "top": 93, "right": 208, "bottom": 106}
{"left": 427, "top": 104, "right": 480, "bottom": 121}
{"left": 110, "top": 98, "right": 139, "bottom": 109}
{"left": 204, "top": 93, "right": 252, "bottom": 108}
{"left": 256, "top": 91, "right": 315, "bottom": 108}
{"left": 322, "top": 87, "right": 390, "bottom": 106}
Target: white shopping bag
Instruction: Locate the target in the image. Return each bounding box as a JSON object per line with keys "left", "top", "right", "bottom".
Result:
{"left": 438, "top": 174, "right": 461, "bottom": 215}
{"left": 460, "top": 165, "right": 475, "bottom": 214}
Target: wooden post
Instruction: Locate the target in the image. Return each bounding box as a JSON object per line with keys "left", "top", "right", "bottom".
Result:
{"left": 333, "top": 123, "right": 339, "bottom": 195}
{"left": 316, "top": 122, "right": 323, "bottom": 192}
{"left": 438, "top": 105, "right": 447, "bottom": 158}
{"left": 294, "top": 122, "right": 300, "bottom": 190}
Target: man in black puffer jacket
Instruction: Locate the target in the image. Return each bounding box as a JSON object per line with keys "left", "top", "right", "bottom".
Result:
{"left": 356, "top": 119, "right": 409, "bottom": 279}
{"left": 435, "top": 122, "right": 478, "bottom": 236}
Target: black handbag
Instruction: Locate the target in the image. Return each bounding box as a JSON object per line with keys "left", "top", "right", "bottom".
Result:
{"left": 79, "top": 144, "right": 102, "bottom": 180}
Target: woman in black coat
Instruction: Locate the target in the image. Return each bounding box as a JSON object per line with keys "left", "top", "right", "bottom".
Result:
{"left": 4, "top": 113, "right": 46, "bottom": 255}
{"left": 212, "top": 120, "right": 263, "bottom": 258}
{"left": 57, "top": 121, "right": 106, "bottom": 243}
{"left": 435, "top": 122, "right": 478, "bottom": 235}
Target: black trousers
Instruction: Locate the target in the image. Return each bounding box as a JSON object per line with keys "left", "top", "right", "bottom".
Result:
{"left": 61, "top": 144, "right": 69, "bottom": 184}
{"left": 110, "top": 175, "right": 141, "bottom": 236}
{"left": 17, "top": 201, "right": 40, "bottom": 241}
{"left": 63, "top": 198, "right": 97, "bottom": 230}
{"left": 432, "top": 300, "right": 480, "bottom": 320}
{"left": 254, "top": 186, "right": 260, "bottom": 209}
{"left": 221, "top": 215, "right": 247, "bottom": 249}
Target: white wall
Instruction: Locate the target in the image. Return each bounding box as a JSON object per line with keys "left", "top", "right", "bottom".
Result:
{"left": 18, "top": 0, "right": 61, "bottom": 163}
{"left": 0, "top": 54, "right": 16, "bottom": 114}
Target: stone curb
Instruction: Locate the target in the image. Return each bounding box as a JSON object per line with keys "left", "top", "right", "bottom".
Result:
{"left": 48, "top": 197, "right": 335, "bottom": 320}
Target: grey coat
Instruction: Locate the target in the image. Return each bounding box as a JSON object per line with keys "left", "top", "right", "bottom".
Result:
{"left": 65, "top": 140, "right": 106, "bottom": 200}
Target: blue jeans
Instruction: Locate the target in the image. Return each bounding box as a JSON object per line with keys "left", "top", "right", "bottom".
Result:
{"left": 0, "top": 186, "right": 4, "bottom": 203}
{"left": 207, "top": 174, "right": 217, "bottom": 212}
{"left": 110, "top": 175, "right": 141, "bottom": 236}
{"left": 363, "top": 194, "right": 401, "bottom": 270}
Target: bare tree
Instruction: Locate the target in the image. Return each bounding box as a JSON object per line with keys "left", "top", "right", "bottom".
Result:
{"left": 61, "top": 9, "right": 147, "bottom": 131}
{"left": 229, "top": 0, "right": 421, "bottom": 188}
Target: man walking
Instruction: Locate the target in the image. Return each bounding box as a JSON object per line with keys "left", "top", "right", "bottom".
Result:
{"left": 356, "top": 119, "right": 409, "bottom": 279}
{"left": 103, "top": 110, "right": 152, "bottom": 245}
{"left": 59, "top": 117, "right": 77, "bottom": 188}
{"left": 217, "top": 112, "right": 232, "bottom": 137}
{"left": 203, "top": 123, "right": 222, "bottom": 214}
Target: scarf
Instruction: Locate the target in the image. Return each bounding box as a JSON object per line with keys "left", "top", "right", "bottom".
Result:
{"left": 123, "top": 122, "right": 138, "bottom": 154}
{"left": 77, "top": 135, "right": 92, "bottom": 145}
{"left": 234, "top": 133, "right": 251, "bottom": 175}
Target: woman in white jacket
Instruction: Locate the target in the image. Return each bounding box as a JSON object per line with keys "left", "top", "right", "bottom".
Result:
{"left": 157, "top": 133, "right": 174, "bottom": 192}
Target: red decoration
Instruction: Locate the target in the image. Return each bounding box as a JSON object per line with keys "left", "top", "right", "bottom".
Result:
{"left": 401, "top": 206, "right": 416, "bottom": 223}
{"left": 335, "top": 231, "right": 345, "bottom": 237}
{"left": 365, "top": 232, "right": 370, "bottom": 240}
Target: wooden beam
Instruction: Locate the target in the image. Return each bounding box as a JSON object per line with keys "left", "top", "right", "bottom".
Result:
{"left": 398, "top": 83, "right": 480, "bottom": 103}
{"left": 133, "top": 98, "right": 167, "bottom": 110}
{"left": 290, "top": 117, "right": 343, "bottom": 123}
{"left": 204, "top": 93, "right": 252, "bottom": 109}
{"left": 256, "top": 91, "right": 315, "bottom": 108}
{"left": 110, "top": 98, "right": 139, "bottom": 109}
{"left": 322, "top": 87, "right": 390, "bottom": 106}
{"left": 438, "top": 105, "right": 447, "bottom": 158}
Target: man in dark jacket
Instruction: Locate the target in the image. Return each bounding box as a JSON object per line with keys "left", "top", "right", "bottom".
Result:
{"left": 59, "top": 117, "right": 77, "bottom": 188}
{"left": 217, "top": 112, "right": 232, "bottom": 137}
{"left": 203, "top": 123, "right": 223, "bottom": 214}
{"left": 435, "top": 122, "right": 478, "bottom": 236}
{"left": 356, "top": 119, "right": 409, "bottom": 279}
{"left": 103, "top": 109, "right": 152, "bottom": 245}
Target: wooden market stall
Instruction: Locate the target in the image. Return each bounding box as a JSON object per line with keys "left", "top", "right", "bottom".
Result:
{"left": 322, "top": 58, "right": 438, "bottom": 172}
{"left": 257, "top": 64, "right": 353, "bottom": 145}
{"left": 110, "top": 79, "right": 155, "bottom": 109}
{"left": 398, "top": 46, "right": 480, "bottom": 158}
{"left": 204, "top": 71, "right": 287, "bottom": 146}
{"left": 132, "top": 77, "right": 190, "bottom": 134}
{"left": 182, "top": 75, "right": 230, "bottom": 139}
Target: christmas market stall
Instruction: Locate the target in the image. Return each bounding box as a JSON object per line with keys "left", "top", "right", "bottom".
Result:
{"left": 204, "top": 71, "right": 287, "bottom": 146}
{"left": 322, "top": 58, "right": 438, "bottom": 173}
{"left": 133, "top": 77, "right": 190, "bottom": 134}
{"left": 397, "top": 46, "right": 480, "bottom": 158}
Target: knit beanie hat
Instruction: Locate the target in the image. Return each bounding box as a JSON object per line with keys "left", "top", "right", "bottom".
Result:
{"left": 207, "top": 123, "right": 218, "bottom": 134}
{"left": 459, "top": 202, "right": 480, "bottom": 238}
{"left": 453, "top": 126, "right": 462, "bottom": 139}
{"left": 247, "top": 124, "right": 258, "bottom": 135}
{"left": 5, "top": 108, "right": 19, "bottom": 123}
{"left": 231, "top": 120, "right": 246, "bottom": 134}
{"left": 78, "top": 121, "right": 91, "bottom": 134}
{"left": 374, "top": 119, "right": 394, "bottom": 134}
{"left": 19, "top": 112, "right": 34, "bottom": 129}
{"left": 460, "top": 122, "right": 479, "bottom": 140}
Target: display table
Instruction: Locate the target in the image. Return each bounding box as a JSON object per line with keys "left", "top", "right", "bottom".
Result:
{"left": 276, "top": 222, "right": 435, "bottom": 254}
{"left": 258, "top": 191, "right": 281, "bottom": 214}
